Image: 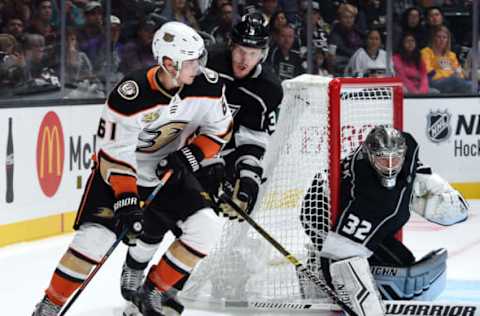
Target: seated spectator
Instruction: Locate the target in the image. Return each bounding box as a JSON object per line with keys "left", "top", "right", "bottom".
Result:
{"left": 312, "top": 48, "right": 332, "bottom": 77}
{"left": 2, "top": 16, "right": 27, "bottom": 44}
{"left": 299, "top": 2, "right": 331, "bottom": 53}
{"left": 119, "top": 19, "right": 156, "bottom": 74}
{"left": 199, "top": 0, "right": 230, "bottom": 32}
{"left": 51, "top": 0, "right": 85, "bottom": 28}
{"left": 93, "top": 15, "right": 123, "bottom": 85}
{"left": 395, "top": 7, "right": 428, "bottom": 50}
{"left": 65, "top": 27, "right": 93, "bottom": 84}
{"left": 77, "top": 1, "right": 104, "bottom": 69}
{"left": 269, "top": 9, "right": 288, "bottom": 45}
{"left": 268, "top": 24, "right": 305, "bottom": 81}
{"left": 209, "top": 2, "right": 233, "bottom": 49}
{"left": 393, "top": 33, "right": 432, "bottom": 94}
{"left": 259, "top": 0, "right": 279, "bottom": 25}
{"left": 28, "top": 0, "right": 58, "bottom": 45}
{"left": 1, "top": 0, "right": 32, "bottom": 29}
{"left": 464, "top": 43, "right": 480, "bottom": 80}
{"left": 165, "top": 0, "right": 200, "bottom": 30}
{"left": 328, "top": 3, "right": 365, "bottom": 75}
{"left": 13, "top": 33, "right": 60, "bottom": 95}
{"left": 424, "top": 6, "right": 460, "bottom": 55}
{"left": 420, "top": 25, "right": 472, "bottom": 93}
{"left": 345, "top": 28, "right": 393, "bottom": 77}
{"left": 0, "top": 33, "right": 25, "bottom": 88}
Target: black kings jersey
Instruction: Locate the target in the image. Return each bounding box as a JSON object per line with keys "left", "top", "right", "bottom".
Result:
{"left": 98, "top": 66, "right": 232, "bottom": 188}
{"left": 207, "top": 49, "right": 283, "bottom": 164}
{"left": 335, "top": 132, "right": 419, "bottom": 252}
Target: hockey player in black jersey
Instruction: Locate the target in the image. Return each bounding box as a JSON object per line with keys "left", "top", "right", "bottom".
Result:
{"left": 299, "top": 126, "right": 469, "bottom": 316}
{"left": 196, "top": 12, "right": 284, "bottom": 220}
{"left": 32, "top": 22, "right": 232, "bottom": 316}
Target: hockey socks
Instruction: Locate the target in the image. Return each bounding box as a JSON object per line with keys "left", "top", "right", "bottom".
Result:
{"left": 45, "top": 248, "right": 94, "bottom": 306}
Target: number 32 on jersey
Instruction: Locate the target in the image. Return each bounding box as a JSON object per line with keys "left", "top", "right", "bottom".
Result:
{"left": 341, "top": 214, "right": 372, "bottom": 241}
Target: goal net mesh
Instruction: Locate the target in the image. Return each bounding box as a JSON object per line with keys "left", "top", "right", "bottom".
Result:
{"left": 180, "top": 75, "right": 401, "bottom": 307}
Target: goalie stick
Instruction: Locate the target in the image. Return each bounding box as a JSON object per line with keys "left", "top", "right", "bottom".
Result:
{"left": 59, "top": 170, "right": 173, "bottom": 316}
{"left": 213, "top": 193, "right": 480, "bottom": 316}
{"left": 217, "top": 192, "right": 359, "bottom": 316}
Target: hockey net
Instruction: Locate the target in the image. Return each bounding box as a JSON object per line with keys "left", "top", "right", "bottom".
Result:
{"left": 180, "top": 75, "right": 403, "bottom": 309}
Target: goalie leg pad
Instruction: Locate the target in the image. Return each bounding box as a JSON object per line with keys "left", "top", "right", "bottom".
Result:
{"left": 330, "top": 256, "right": 385, "bottom": 316}
{"left": 372, "top": 248, "right": 447, "bottom": 301}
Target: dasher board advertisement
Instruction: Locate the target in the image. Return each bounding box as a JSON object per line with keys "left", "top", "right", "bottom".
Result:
{"left": 0, "top": 105, "right": 103, "bottom": 225}
{"left": 404, "top": 97, "right": 480, "bottom": 193}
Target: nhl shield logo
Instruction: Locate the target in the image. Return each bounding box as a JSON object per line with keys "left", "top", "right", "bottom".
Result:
{"left": 426, "top": 110, "right": 451, "bottom": 143}
{"left": 163, "top": 32, "right": 175, "bottom": 42}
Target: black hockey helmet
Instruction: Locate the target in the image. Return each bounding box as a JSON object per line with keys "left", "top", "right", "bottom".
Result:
{"left": 364, "top": 125, "right": 407, "bottom": 189}
{"left": 231, "top": 12, "right": 270, "bottom": 49}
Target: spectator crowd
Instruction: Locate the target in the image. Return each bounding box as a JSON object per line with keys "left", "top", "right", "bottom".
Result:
{"left": 0, "top": 0, "right": 478, "bottom": 98}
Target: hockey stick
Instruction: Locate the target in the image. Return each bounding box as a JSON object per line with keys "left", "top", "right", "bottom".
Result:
{"left": 217, "top": 192, "right": 359, "bottom": 316}
{"left": 59, "top": 170, "right": 173, "bottom": 316}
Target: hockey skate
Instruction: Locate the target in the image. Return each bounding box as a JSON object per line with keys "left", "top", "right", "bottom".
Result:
{"left": 121, "top": 263, "right": 145, "bottom": 302}
{"left": 32, "top": 296, "right": 61, "bottom": 316}
{"left": 124, "top": 279, "right": 185, "bottom": 316}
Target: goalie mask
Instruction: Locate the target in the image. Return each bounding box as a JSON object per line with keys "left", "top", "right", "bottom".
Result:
{"left": 364, "top": 126, "right": 407, "bottom": 189}
{"left": 152, "top": 21, "right": 207, "bottom": 80}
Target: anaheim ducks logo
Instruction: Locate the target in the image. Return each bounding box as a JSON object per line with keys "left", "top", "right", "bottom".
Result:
{"left": 163, "top": 32, "right": 175, "bottom": 42}
{"left": 137, "top": 121, "right": 188, "bottom": 153}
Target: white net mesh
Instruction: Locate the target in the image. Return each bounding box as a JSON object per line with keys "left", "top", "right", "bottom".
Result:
{"left": 180, "top": 75, "right": 401, "bottom": 308}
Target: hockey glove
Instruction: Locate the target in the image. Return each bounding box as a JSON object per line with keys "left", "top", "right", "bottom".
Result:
{"left": 156, "top": 145, "right": 204, "bottom": 184}
{"left": 113, "top": 193, "right": 143, "bottom": 246}
{"left": 218, "top": 160, "right": 261, "bottom": 221}
{"left": 195, "top": 157, "right": 226, "bottom": 196}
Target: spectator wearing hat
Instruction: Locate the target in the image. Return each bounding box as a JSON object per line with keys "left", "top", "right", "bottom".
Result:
{"left": 78, "top": 1, "right": 104, "bottom": 68}
{"left": 268, "top": 24, "right": 305, "bottom": 81}
{"left": 94, "top": 15, "right": 124, "bottom": 85}
{"left": 328, "top": 3, "right": 365, "bottom": 75}
{"left": 119, "top": 19, "right": 156, "bottom": 74}
{"left": 299, "top": 1, "right": 331, "bottom": 55}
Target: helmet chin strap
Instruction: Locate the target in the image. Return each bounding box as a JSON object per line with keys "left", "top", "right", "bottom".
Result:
{"left": 160, "top": 61, "right": 181, "bottom": 87}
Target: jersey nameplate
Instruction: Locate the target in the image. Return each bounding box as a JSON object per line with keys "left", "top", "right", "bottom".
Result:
{"left": 118, "top": 80, "right": 140, "bottom": 100}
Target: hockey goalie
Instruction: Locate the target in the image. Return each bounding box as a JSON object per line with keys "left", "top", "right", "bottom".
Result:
{"left": 299, "top": 125, "right": 469, "bottom": 316}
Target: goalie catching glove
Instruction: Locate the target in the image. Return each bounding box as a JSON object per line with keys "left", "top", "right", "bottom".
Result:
{"left": 411, "top": 173, "right": 469, "bottom": 226}
{"left": 218, "top": 159, "right": 262, "bottom": 221}
{"left": 114, "top": 193, "right": 143, "bottom": 246}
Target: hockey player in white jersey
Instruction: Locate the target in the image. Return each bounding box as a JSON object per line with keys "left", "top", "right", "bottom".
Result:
{"left": 32, "top": 21, "right": 232, "bottom": 316}
{"left": 299, "top": 126, "right": 469, "bottom": 316}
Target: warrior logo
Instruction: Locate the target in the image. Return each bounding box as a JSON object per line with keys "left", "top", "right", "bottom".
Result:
{"left": 426, "top": 110, "right": 451, "bottom": 143}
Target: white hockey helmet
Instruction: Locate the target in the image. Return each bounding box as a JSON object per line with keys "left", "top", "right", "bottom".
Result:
{"left": 152, "top": 21, "right": 207, "bottom": 74}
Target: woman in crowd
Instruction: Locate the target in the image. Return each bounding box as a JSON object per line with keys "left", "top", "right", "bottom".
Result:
{"left": 345, "top": 28, "right": 393, "bottom": 77}
{"left": 420, "top": 25, "right": 471, "bottom": 93}
{"left": 393, "top": 32, "right": 431, "bottom": 94}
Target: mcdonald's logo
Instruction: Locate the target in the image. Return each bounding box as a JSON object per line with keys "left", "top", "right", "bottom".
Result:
{"left": 36, "top": 111, "right": 64, "bottom": 197}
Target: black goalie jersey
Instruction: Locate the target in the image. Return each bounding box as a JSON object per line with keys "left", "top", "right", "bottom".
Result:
{"left": 301, "top": 132, "right": 422, "bottom": 253}
{"left": 206, "top": 49, "right": 283, "bottom": 171}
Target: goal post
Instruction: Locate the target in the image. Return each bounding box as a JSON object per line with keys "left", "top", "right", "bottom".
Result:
{"left": 180, "top": 75, "right": 404, "bottom": 311}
